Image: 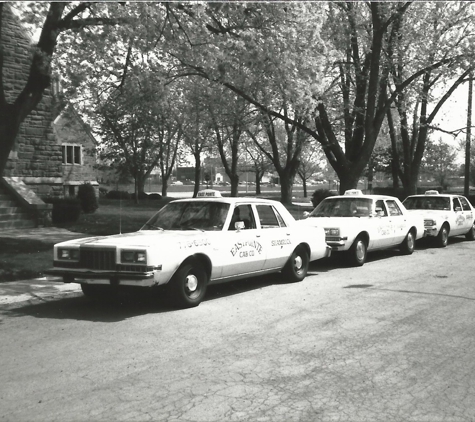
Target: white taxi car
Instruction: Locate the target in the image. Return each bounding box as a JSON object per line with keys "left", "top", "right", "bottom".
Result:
{"left": 297, "top": 190, "right": 424, "bottom": 266}
{"left": 402, "top": 191, "right": 475, "bottom": 247}
{"left": 45, "top": 190, "right": 331, "bottom": 308}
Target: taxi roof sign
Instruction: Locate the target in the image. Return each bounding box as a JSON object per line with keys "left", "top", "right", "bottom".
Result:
{"left": 344, "top": 189, "right": 363, "bottom": 196}
{"left": 425, "top": 190, "right": 439, "bottom": 195}
{"left": 197, "top": 189, "right": 222, "bottom": 198}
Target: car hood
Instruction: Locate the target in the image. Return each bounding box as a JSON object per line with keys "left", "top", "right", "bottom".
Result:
{"left": 296, "top": 216, "right": 364, "bottom": 227}
{"left": 55, "top": 230, "right": 212, "bottom": 248}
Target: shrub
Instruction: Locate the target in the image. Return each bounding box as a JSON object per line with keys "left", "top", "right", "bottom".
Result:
{"left": 105, "top": 190, "right": 130, "bottom": 200}
{"left": 311, "top": 189, "right": 335, "bottom": 208}
{"left": 43, "top": 197, "right": 82, "bottom": 224}
{"left": 77, "top": 183, "right": 98, "bottom": 214}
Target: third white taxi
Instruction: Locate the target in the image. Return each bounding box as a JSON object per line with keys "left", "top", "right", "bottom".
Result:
{"left": 297, "top": 190, "right": 425, "bottom": 266}
{"left": 402, "top": 191, "right": 475, "bottom": 247}
{"left": 45, "top": 190, "right": 331, "bottom": 308}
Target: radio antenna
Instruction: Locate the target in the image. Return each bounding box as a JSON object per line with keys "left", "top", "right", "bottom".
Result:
{"left": 119, "top": 191, "right": 122, "bottom": 234}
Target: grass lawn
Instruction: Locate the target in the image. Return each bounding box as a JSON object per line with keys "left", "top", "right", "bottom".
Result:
{"left": 0, "top": 196, "right": 313, "bottom": 283}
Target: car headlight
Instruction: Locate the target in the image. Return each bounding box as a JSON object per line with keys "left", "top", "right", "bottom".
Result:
{"left": 324, "top": 228, "right": 340, "bottom": 236}
{"left": 424, "top": 219, "right": 436, "bottom": 226}
{"left": 121, "top": 250, "right": 147, "bottom": 264}
{"left": 58, "top": 248, "right": 80, "bottom": 261}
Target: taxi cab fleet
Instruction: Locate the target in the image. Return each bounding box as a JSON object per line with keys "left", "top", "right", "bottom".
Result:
{"left": 297, "top": 190, "right": 425, "bottom": 266}
{"left": 402, "top": 191, "right": 475, "bottom": 247}
{"left": 46, "top": 190, "right": 331, "bottom": 308}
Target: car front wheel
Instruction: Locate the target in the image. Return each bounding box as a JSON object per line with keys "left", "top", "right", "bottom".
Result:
{"left": 436, "top": 224, "right": 449, "bottom": 247}
{"left": 170, "top": 261, "right": 207, "bottom": 308}
{"left": 400, "top": 230, "right": 415, "bottom": 255}
{"left": 348, "top": 236, "right": 367, "bottom": 266}
{"left": 282, "top": 245, "right": 309, "bottom": 282}
{"left": 466, "top": 223, "right": 475, "bottom": 241}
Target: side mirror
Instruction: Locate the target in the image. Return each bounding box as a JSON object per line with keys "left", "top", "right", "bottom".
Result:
{"left": 303, "top": 211, "right": 310, "bottom": 219}
{"left": 235, "top": 221, "right": 245, "bottom": 231}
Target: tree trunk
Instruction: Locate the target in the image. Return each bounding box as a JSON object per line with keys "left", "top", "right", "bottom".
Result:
{"left": 255, "top": 172, "right": 261, "bottom": 195}
{"left": 230, "top": 174, "right": 239, "bottom": 197}
{"left": 193, "top": 153, "right": 201, "bottom": 198}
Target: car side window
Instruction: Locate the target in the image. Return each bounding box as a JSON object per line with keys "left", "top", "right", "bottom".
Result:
{"left": 453, "top": 198, "right": 462, "bottom": 212}
{"left": 375, "top": 200, "right": 388, "bottom": 217}
{"left": 228, "top": 205, "right": 256, "bottom": 230}
{"left": 459, "top": 197, "right": 472, "bottom": 211}
{"left": 386, "top": 200, "right": 403, "bottom": 216}
{"left": 256, "top": 205, "right": 283, "bottom": 228}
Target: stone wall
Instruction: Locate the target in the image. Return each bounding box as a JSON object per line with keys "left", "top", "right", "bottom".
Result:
{"left": 53, "top": 106, "right": 99, "bottom": 197}
{"left": 1, "top": 4, "right": 63, "bottom": 197}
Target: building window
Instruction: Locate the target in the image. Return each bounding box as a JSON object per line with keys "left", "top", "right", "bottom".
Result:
{"left": 62, "top": 144, "right": 82, "bottom": 165}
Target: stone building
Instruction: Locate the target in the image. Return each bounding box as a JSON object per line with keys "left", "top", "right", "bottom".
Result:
{"left": 0, "top": 4, "right": 98, "bottom": 228}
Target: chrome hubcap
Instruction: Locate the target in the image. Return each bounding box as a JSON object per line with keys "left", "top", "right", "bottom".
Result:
{"left": 408, "top": 233, "right": 414, "bottom": 249}
{"left": 186, "top": 274, "right": 198, "bottom": 292}
{"left": 294, "top": 255, "right": 303, "bottom": 271}
{"left": 356, "top": 242, "right": 365, "bottom": 260}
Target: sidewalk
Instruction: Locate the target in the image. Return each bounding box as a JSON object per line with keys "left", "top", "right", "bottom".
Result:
{"left": 0, "top": 277, "right": 81, "bottom": 306}
{"left": 0, "top": 228, "right": 88, "bottom": 306}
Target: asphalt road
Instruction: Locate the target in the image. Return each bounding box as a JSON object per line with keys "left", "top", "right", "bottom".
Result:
{"left": 1, "top": 237, "right": 475, "bottom": 422}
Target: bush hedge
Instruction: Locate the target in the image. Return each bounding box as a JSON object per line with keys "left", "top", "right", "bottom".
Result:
{"left": 77, "top": 183, "right": 98, "bottom": 214}
{"left": 43, "top": 197, "right": 82, "bottom": 224}
{"left": 311, "top": 189, "right": 335, "bottom": 208}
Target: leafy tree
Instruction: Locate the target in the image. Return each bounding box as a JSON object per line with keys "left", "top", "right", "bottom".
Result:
{"left": 298, "top": 140, "right": 326, "bottom": 198}
{"left": 386, "top": 2, "right": 475, "bottom": 194}
{"left": 421, "top": 137, "right": 458, "bottom": 190}
{"left": 0, "top": 2, "right": 132, "bottom": 176}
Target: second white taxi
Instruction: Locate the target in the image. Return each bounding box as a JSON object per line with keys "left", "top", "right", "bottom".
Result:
{"left": 45, "top": 190, "right": 331, "bottom": 308}
{"left": 403, "top": 191, "right": 475, "bottom": 247}
{"left": 297, "top": 190, "right": 425, "bottom": 266}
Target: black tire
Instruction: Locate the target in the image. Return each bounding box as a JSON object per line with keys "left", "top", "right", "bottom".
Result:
{"left": 169, "top": 261, "right": 207, "bottom": 308}
{"left": 81, "top": 283, "right": 118, "bottom": 299}
{"left": 466, "top": 222, "right": 475, "bottom": 241}
{"left": 282, "top": 245, "right": 309, "bottom": 282}
{"left": 348, "top": 236, "right": 367, "bottom": 267}
{"left": 400, "top": 230, "right": 415, "bottom": 255}
{"left": 436, "top": 224, "right": 449, "bottom": 248}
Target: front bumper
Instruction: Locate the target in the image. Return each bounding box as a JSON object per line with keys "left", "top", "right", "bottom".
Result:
{"left": 326, "top": 236, "right": 348, "bottom": 250}
{"left": 44, "top": 267, "right": 162, "bottom": 287}
{"left": 424, "top": 227, "right": 438, "bottom": 237}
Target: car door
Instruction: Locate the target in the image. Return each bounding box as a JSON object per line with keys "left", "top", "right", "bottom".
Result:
{"left": 255, "top": 204, "right": 294, "bottom": 270}
{"left": 373, "top": 200, "right": 394, "bottom": 248}
{"left": 452, "top": 198, "right": 466, "bottom": 235}
{"left": 220, "top": 204, "right": 265, "bottom": 278}
{"left": 385, "top": 199, "right": 406, "bottom": 245}
{"left": 459, "top": 197, "right": 474, "bottom": 234}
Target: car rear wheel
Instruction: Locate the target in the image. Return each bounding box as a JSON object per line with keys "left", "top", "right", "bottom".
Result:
{"left": 436, "top": 224, "right": 449, "bottom": 248}
{"left": 400, "top": 230, "right": 415, "bottom": 255}
{"left": 348, "top": 236, "right": 367, "bottom": 267}
{"left": 170, "top": 261, "right": 207, "bottom": 308}
{"left": 465, "top": 223, "right": 475, "bottom": 241}
{"left": 282, "top": 245, "right": 309, "bottom": 282}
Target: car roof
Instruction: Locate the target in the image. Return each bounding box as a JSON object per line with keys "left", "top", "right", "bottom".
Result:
{"left": 405, "top": 194, "right": 465, "bottom": 199}
{"left": 324, "top": 194, "right": 398, "bottom": 201}
{"left": 170, "top": 196, "right": 281, "bottom": 206}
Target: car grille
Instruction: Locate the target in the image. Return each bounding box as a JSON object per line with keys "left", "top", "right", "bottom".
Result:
{"left": 79, "top": 247, "right": 116, "bottom": 271}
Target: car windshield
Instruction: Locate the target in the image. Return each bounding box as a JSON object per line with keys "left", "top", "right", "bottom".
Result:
{"left": 403, "top": 196, "right": 450, "bottom": 211}
{"left": 310, "top": 198, "right": 372, "bottom": 217}
{"left": 141, "top": 201, "right": 230, "bottom": 231}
